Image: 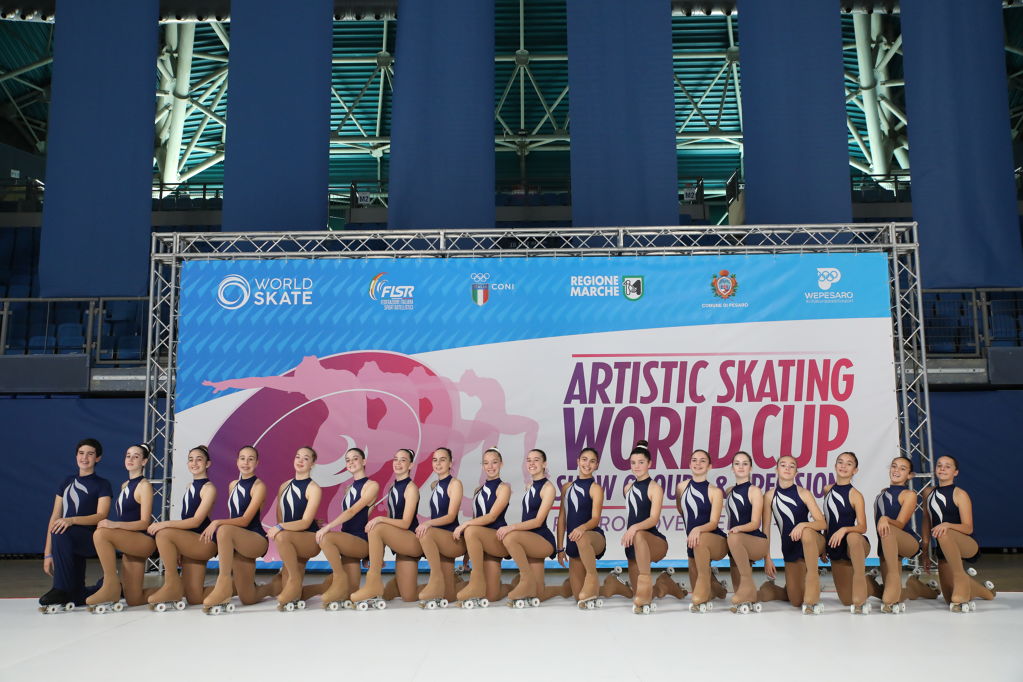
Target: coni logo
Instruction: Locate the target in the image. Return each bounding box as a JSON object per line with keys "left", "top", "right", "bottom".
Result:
{"left": 217, "top": 274, "right": 251, "bottom": 309}
{"left": 817, "top": 268, "right": 842, "bottom": 291}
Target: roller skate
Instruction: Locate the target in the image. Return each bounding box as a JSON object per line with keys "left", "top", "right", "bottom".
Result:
{"left": 729, "top": 601, "right": 762, "bottom": 614}
{"left": 577, "top": 574, "right": 603, "bottom": 610}
{"left": 801, "top": 602, "right": 823, "bottom": 615}
{"left": 880, "top": 602, "right": 906, "bottom": 614}
{"left": 506, "top": 576, "right": 541, "bottom": 609}
{"left": 904, "top": 574, "right": 940, "bottom": 600}
{"left": 950, "top": 601, "right": 976, "bottom": 613}
{"left": 417, "top": 576, "right": 449, "bottom": 610}
{"left": 632, "top": 574, "right": 655, "bottom": 615}
{"left": 201, "top": 577, "right": 235, "bottom": 615}
{"left": 86, "top": 580, "right": 124, "bottom": 614}
{"left": 966, "top": 567, "right": 997, "bottom": 597}
{"left": 147, "top": 582, "right": 187, "bottom": 612}
{"left": 350, "top": 574, "right": 387, "bottom": 611}
{"left": 276, "top": 580, "right": 307, "bottom": 612}
{"left": 601, "top": 566, "right": 632, "bottom": 598}
{"left": 320, "top": 579, "right": 353, "bottom": 612}
{"left": 456, "top": 573, "right": 489, "bottom": 609}
{"left": 277, "top": 599, "right": 306, "bottom": 612}
{"left": 654, "top": 568, "right": 688, "bottom": 599}
{"left": 849, "top": 602, "right": 871, "bottom": 615}
{"left": 38, "top": 588, "right": 76, "bottom": 614}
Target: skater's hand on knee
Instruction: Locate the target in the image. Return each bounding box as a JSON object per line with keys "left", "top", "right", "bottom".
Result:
{"left": 415, "top": 522, "right": 432, "bottom": 539}
{"left": 687, "top": 529, "right": 701, "bottom": 549}
{"left": 453, "top": 524, "right": 466, "bottom": 541}
{"left": 50, "top": 517, "right": 74, "bottom": 534}
{"left": 828, "top": 528, "right": 847, "bottom": 548}
{"left": 568, "top": 528, "right": 584, "bottom": 543}
{"left": 200, "top": 521, "right": 218, "bottom": 543}
{"left": 621, "top": 528, "right": 637, "bottom": 547}
{"left": 789, "top": 524, "right": 805, "bottom": 542}
{"left": 877, "top": 518, "right": 890, "bottom": 538}
{"left": 931, "top": 523, "right": 949, "bottom": 539}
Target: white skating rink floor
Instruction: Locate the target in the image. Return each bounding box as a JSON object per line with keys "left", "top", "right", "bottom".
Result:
{"left": 2, "top": 593, "right": 1021, "bottom": 681}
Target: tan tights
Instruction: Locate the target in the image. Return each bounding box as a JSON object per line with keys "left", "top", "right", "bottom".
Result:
{"left": 727, "top": 533, "right": 768, "bottom": 605}
{"left": 319, "top": 532, "right": 369, "bottom": 603}
{"left": 690, "top": 533, "right": 728, "bottom": 605}
{"left": 503, "top": 530, "right": 554, "bottom": 600}
{"left": 876, "top": 526, "right": 920, "bottom": 604}
{"left": 419, "top": 528, "right": 466, "bottom": 602}
{"left": 831, "top": 532, "right": 869, "bottom": 607}
{"left": 148, "top": 529, "right": 216, "bottom": 605}
{"left": 567, "top": 532, "right": 606, "bottom": 601}
{"left": 626, "top": 531, "right": 668, "bottom": 607}
{"left": 459, "top": 526, "right": 509, "bottom": 602}
{"left": 352, "top": 525, "right": 422, "bottom": 602}
{"left": 274, "top": 530, "right": 320, "bottom": 604}
{"left": 758, "top": 532, "right": 826, "bottom": 607}
{"left": 203, "top": 526, "right": 269, "bottom": 607}
{"left": 935, "top": 530, "right": 995, "bottom": 604}
{"left": 86, "top": 529, "right": 156, "bottom": 606}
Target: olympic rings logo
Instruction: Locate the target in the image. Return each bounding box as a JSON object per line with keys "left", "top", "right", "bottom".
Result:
{"left": 470, "top": 273, "right": 491, "bottom": 283}
{"left": 217, "top": 274, "right": 251, "bottom": 309}
{"left": 816, "top": 268, "right": 842, "bottom": 291}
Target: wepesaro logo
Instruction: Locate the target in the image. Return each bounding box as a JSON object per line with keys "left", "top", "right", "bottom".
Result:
{"left": 711, "top": 270, "right": 738, "bottom": 299}
{"left": 622, "top": 276, "right": 644, "bottom": 301}
{"left": 817, "top": 267, "right": 841, "bottom": 291}
{"left": 216, "top": 274, "right": 313, "bottom": 310}
{"left": 369, "top": 272, "right": 415, "bottom": 311}
{"left": 805, "top": 267, "right": 853, "bottom": 304}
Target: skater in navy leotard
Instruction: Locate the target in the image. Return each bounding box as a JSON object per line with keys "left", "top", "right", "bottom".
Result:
{"left": 417, "top": 448, "right": 466, "bottom": 604}
{"left": 499, "top": 449, "right": 557, "bottom": 604}
{"left": 921, "top": 455, "right": 995, "bottom": 609}
{"left": 822, "top": 452, "right": 870, "bottom": 611}
{"left": 617, "top": 441, "right": 668, "bottom": 612}
{"left": 351, "top": 448, "right": 423, "bottom": 603}
{"left": 726, "top": 451, "right": 769, "bottom": 608}
{"left": 556, "top": 448, "right": 606, "bottom": 604}
{"left": 39, "top": 439, "right": 113, "bottom": 608}
{"left": 456, "top": 448, "right": 512, "bottom": 604}
{"left": 147, "top": 446, "right": 217, "bottom": 606}
{"left": 269, "top": 447, "right": 323, "bottom": 608}
{"left": 316, "top": 447, "right": 379, "bottom": 607}
{"left": 677, "top": 449, "right": 728, "bottom": 609}
{"left": 87, "top": 444, "right": 156, "bottom": 608}
{"left": 202, "top": 446, "right": 269, "bottom": 610}
{"left": 761, "top": 455, "right": 827, "bottom": 611}
{"left": 872, "top": 456, "right": 924, "bottom": 608}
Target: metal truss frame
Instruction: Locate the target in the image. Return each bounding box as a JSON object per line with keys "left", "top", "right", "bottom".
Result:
{"left": 144, "top": 222, "right": 934, "bottom": 568}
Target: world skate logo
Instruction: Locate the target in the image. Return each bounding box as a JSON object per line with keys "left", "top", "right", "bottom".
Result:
{"left": 369, "top": 272, "right": 415, "bottom": 311}
{"left": 217, "top": 274, "right": 251, "bottom": 310}
{"left": 711, "top": 270, "right": 738, "bottom": 299}
{"left": 817, "top": 268, "right": 842, "bottom": 291}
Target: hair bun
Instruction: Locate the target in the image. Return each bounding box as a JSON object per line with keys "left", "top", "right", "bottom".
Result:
{"left": 636, "top": 440, "right": 649, "bottom": 448}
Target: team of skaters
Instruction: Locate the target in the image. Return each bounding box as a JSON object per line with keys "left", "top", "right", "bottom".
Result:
{"left": 39, "top": 438, "right": 997, "bottom": 615}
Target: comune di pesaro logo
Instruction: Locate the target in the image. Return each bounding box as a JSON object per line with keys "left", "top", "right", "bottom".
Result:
{"left": 216, "top": 274, "right": 314, "bottom": 310}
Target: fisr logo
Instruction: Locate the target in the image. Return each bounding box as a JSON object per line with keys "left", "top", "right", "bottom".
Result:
{"left": 369, "top": 272, "right": 414, "bottom": 300}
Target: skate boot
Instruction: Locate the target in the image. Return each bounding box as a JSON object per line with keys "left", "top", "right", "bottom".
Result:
{"left": 38, "top": 588, "right": 75, "bottom": 614}
{"left": 601, "top": 566, "right": 633, "bottom": 598}
{"left": 456, "top": 571, "right": 489, "bottom": 609}
{"left": 506, "top": 575, "right": 540, "bottom": 609}
{"left": 86, "top": 579, "right": 124, "bottom": 614}
{"left": 577, "top": 574, "right": 603, "bottom": 610}
{"left": 276, "top": 577, "right": 306, "bottom": 612}
{"left": 321, "top": 575, "right": 352, "bottom": 611}
{"left": 350, "top": 573, "right": 387, "bottom": 611}
{"left": 801, "top": 602, "right": 823, "bottom": 615}
{"left": 417, "top": 576, "right": 448, "bottom": 610}
{"left": 147, "top": 579, "right": 187, "bottom": 612}
{"left": 904, "top": 575, "right": 939, "bottom": 600}
{"left": 632, "top": 574, "right": 655, "bottom": 615}
{"left": 201, "top": 576, "right": 235, "bottom": 615}
{"left": 654, "top": 569, "right": 688, "bottom": 599}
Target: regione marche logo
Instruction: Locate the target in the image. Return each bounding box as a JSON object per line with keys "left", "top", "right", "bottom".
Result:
{"left": 817, "top": 268, "right": 842, "bottom": 290}
{"left": 217, "top": 274, "right": 250, "bottom": 310}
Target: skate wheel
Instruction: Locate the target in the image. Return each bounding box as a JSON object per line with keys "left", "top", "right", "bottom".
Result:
{"left": 966, "top": 567, "right": 977, "bottom": 577}
{"left": 479, "top": 598, "right": 489, "bottom": 608}
{"left": 439, "top": 599, "right": 448, "bottom": 609}
{"left": 463, "top": 600, "right": 475, "bottom": 610}
{"left": 968, "top": 601, "right": 976, "bottom": 612}
{"left": 912, "top": 567, "right": 922, "bottom": 575}
{"left": 426, "top": 600, "right": 437, "bottom": 610}
{"left": 154, "top": 602, "right": 167, "bottom": 613}
{"left": 284, "top": 602, "right": 295, "bottom": 612}
{"left": 297, "top": 600, "right": 306, "bottom": 610}
{"left": 666, "top": 567, "right": 675, "bottom": 575}
{"left": 94, "top": 605, "right": 107, "bottom": 614}
{"left": 514, "top": 599, "right": 526, "bottom": 609}
{"left": 64, "top": 602, "right": 75, "bottom": 612}
{"left": 327, "top": 601, "right": 340, "bottom": 611}
{"left": 612, "top": 566, "right": 623, "bottom": 574}
{"left": 595, "top": 598, "right": 604, "bottom": 608}
{"left": 342, "top": 600, "right": 353, "bottom": 609}
{"left": 984, "top": 581, "right": 994, "bottom": 590}
{"left": 112, "top": 602, "right": 125, "bottom": 612}
{"left": 530, "top": 597, "right": 540, "bottom": 607}
{"left": 753, "top": 603, "right": 763, "bottom": 613}
{"left": 174, "top": 600, "right": 186, "bottom": 611}
{"left": 374, "top": 600, "right": 386, "bottom": 610}
{"left": 210, "top": 605, "right": 222, "bottom": 615}
{"left": 643, "top": 604, "right": 651, "bottom": 615}
{"left": 850, "top": 605, "right": 857, "bottom": 614}
{"left": 356, "top": 602, "right": 369, "bottom": 611}
{"left": 225, "top": 603, "right": 235, "bottom": 613}
{"left": 927, "top": 580, "right": 939, "bottom": 589}
{"left": 738, "top": 603, "right": 750, "bottom": 614}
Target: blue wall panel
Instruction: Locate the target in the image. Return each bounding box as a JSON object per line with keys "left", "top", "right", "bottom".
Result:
{"left": 901, "top": 0, "right": 1023, "bottom": 287}
{"left": 39, "top": 0, "right": 159, "bottom": 296}
{"left": 0, "top": 398, "right": 145, "bottom": 554}
{"left": 739, "top": 0, "right": 851, "bottom": 224}
{"left": 566, "top": 0, "right": 678, "bottom": 228}
{"left": 387, "top": 0, "right": 495, "bottom": 230}
{"left": 222, "top": 0, "right": 333, "bottom": 232}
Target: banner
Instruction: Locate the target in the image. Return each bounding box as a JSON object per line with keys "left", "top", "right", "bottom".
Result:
{"left": 175, "top": 253, "right": 898, "bottom": 564}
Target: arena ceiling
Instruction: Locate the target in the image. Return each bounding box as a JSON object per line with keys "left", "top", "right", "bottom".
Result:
{"left": 1, "top": 0, "right": 1021, "bottom": 211}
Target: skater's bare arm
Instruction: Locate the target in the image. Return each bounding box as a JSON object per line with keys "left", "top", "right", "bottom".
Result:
{"left": 932, "top": 488, "right": 974, "bottom": 537}
{"left": 42, "top": 496, "right": 63, "bottom": 575}
{"left": 507, "top": 482, "right": 556, "bottom": 533}
{"left": 275, "top": 482, "right": 322, "bottom": 534}
{"left": 568, "top": 482, "right": 604, "bottom": 540}
{"left": 100, "top": 480, "right": 154, "bottom": 531}
{"left": 829, "top": 488, "right": 868, "bottom": 548}
{"left": 453, "top": 483, "right": 510, "bottom": 539}
{"left": 317, "top": 480, "right": 380, "bottom": 541}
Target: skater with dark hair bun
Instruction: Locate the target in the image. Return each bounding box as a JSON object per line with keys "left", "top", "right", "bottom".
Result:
{"left": 269, "top": 447, "right": 322, "bottom": 611}
{"left": 872, "top": 456, "right": 924, "bottom": 612}
{"left": 619, "top": 441, "right": 667, "bottom": 615}
{"left": 456, "top": 447, "right": 512, "bottom": 608}
{"left": 500, "top": 449, "right": 557, "bottom": 608}
{"left": 678, "top": 449, "right": 728, "bottom": 613}
{"left": 822, "top": 452, "right": 871, "bottom": 614}
{"left": 557, "top": 447, "right": 606, "bottom": 609}
{"left": 416, "top": 447, "right": 466, "bottom": 608}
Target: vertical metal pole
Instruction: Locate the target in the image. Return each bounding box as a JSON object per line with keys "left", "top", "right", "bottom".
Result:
{"left": 854, "top": 13, "right": 888, "bottom": 176}
{"left": 162, "top": 22, "right": 196, "bottom": 184}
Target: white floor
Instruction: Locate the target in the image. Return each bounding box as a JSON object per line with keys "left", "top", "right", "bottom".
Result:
{"left": 2, "top": 593, "right": 1021, "bottom": 681}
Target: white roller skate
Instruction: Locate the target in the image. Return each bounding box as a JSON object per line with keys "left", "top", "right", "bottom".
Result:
{"left": 507, "top": 597, "right": 541, "bottom": 609}
{"left": 689, "top": 601, "right": 713, "bottom": 613}
{"left": 880, "top": 602, "right": 906, "bottom": 614}
{"left": 149, "top": 599, "right": 187, "bottom": 612}
{"left": 87, "top": 600, "right": 125, "bottom": 614}
{"left": 38, "top": 602, "right": 76, "bottom": 614}
{"left": 458, "top": 597, "right": 489, "bottom": 609}
{"left": 419, "top": 598, "right": 449, "bottom": 610}
{"left": 730, "top": 601, "right": 762, "bottom": 614}
{"left": 950, "top": 601, "right": 976, "bottom": 613}
{"left": 202, "top": 602, "right": 235, "bottom": 615}
{"left": 324, "top": 599, "right": 353, "bottom": 612}
{"left": 849, "top": 603, "right": 871, "bottom": 615}
{"left": 577, "top": 596, "right": 604, "bottom": 610}
{"left": 801, "top": 603, "right": 823, "bottom": 615}
{"left": 277, "top": 599, "right": 306, "bottom": 612}
{"left": 351, "top": 597, "right": 387, "bottom": 611}
{"left": 632, "top": 602, "right": 657, "bottom": 615}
